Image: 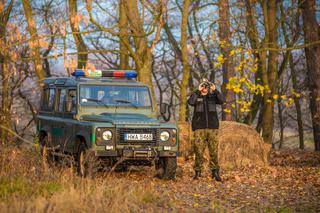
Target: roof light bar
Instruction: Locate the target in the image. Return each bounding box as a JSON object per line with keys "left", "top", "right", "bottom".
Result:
{"left": 72, "top": 69, "right": 86, "bottom": 77}
{"left": 71, "top": 69, "right": 137, "bottom": 78}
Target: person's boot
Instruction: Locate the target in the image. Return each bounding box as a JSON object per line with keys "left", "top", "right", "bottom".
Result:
{"left": 212, "top": 169, "right": 222, "bottom": 181}
{"left": 193, "top": 171, "right": 201, "bottom": 180}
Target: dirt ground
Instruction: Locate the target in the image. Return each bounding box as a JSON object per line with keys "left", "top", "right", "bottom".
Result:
{"left": 109, "top": 149, "right": 320, "bottom": 212}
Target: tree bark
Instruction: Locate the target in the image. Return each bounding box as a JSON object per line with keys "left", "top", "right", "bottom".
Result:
{"left": 289, "top": 53, "right": 304, "bottom": 149}
{"left": 123, "top": 0, "right": 160, "bottom": 112}
{"left": 68, "top": 0, "right": 88, "bottom": 69}
{"left": 243, "top": 0, "right": 263, "bottom": 125}
{"left": 278, "top": 0, "right": 303, "bottom": 149}
{"left": 300, "top": 0, "right": 320, "bottom": 151}
{"left": 22, "top": 0, "right": 46, "bottom": 86}
{"left": 218, "top": 0, "right": 234, "bottom": 121}
{"left": 178, "top": 0, "right": 191, "bottom": 123}
{"left": 261, "top": 0, "right": 278, "bottom": 144}
{"left": 0, "top": 0, "right": 13, "bottom": 143}
{"left": 119, "top": 0, "right": 129, "bottom": 70}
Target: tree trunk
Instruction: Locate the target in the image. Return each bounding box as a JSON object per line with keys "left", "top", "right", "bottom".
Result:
{"left": 178, "top": 0, "right": 191, "bottom": 123}
{"left": 277, "top": 88, "right": 284, "bottom": 149}
{"left": 68, "top": 0, "right": 88, "bottom": 69}
{"left": 218, "top": 0, "right": 234, "bottom": 121}
{"left": 122, "top": 0, "right": 158, "bottom": 112}
{"left": 0, "top": 57, "right": 11, "bottom": 144}
{"left": 119, "top": 0, "right": 129, "bottom": 69}
{"left": 289, "top": 53, "right": 304, "bottom": 149}
{"left": 300, "top": 0, "right": 320, "bottom": 151}
{"left": 22, "top": 0, "right": 45, "bottom": 86}
{"left": 0, "top": 0, "right": 13, "bottom": 144}
{"left": 280, "top": 1, "right": 303, "bottom": 149}
{"left": 261, "top": 0, "right": 278, "bottom": 144}
{"left": 243, "top": 0, "right": 264, "bottom": 125}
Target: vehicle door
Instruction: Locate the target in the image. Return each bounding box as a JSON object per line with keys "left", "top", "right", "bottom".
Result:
{"left": 39, "top": 87, "right": 56, "bottom": 147}
{"left": 64, "top": 88, "right": 77, "bottom": 153}
{"left": 52, "top": 88, "right": 67, "bottom": 151}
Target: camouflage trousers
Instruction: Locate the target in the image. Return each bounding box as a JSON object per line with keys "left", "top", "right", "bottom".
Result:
{"left": 192, "top": 129, "right": 219, "bottom": 172}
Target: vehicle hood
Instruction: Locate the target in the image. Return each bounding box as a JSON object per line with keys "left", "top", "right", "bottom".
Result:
{"left": 81, "top": 113, "right": 160, "bottom": 126}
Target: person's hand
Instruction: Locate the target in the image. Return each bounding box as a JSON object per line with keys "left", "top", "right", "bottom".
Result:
{"left": 210, "top": 83, "right": 216, "bottom": 91}
{"left": 198, "top": 83, "right": 204, "bottom": 92}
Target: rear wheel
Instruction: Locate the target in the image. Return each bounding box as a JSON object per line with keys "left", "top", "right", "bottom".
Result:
{"left": 76, "top": 143, "right": 99, "bottom": 178}
{"left": 156, "top": 157, "right": 177, "bottom": 180}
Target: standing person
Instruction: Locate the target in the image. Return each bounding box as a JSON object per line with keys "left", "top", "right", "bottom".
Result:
{"left": 187, "top": 79, "right": 225, "bottom": 181}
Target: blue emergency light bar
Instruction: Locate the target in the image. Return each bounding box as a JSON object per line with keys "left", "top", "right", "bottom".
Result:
{"left": 71, "top": 69, "right": 137, "bottom": 78}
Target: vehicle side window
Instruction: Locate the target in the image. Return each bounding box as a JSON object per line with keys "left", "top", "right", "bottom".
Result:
{"left": 58, "top": 89, "right": 66, "bottom": 112}
{"left": 48, "top": 88, "right": 56, "bottom": 111}
{"left": 68, "top": 89, "right": 77, "bottom": 113}
{"left": 41, "top": 89, "right": 49, "bottom": 110}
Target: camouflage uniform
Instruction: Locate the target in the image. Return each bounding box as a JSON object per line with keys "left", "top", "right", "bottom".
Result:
{"left": 192, "top": 128, "right": 219, "bottom": 172}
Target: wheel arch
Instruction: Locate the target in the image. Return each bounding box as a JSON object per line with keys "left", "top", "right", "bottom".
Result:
{"left": 73, "top": 134, "right": 88, "bottom": 154}
{"left": 39, "top": 125, "right": 51, "bottom": 144}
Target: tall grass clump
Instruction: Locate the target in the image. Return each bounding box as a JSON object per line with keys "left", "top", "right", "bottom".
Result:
{"left": 0, "top": 145, "right": 171, "bottom": 212}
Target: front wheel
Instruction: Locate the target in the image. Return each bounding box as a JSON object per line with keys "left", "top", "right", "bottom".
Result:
{"left": 155, "top": 157, "right": 177, "bottom": 180}
{"left": 76, "top": 143, "right": 99, "bottom": 178}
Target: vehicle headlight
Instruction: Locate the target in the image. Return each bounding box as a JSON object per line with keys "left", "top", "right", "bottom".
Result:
{"left": 160, "top": 131, "right": 170, "bottom": 142}
{"left": 102, "top": 130, "right": 113, "bottom": 141}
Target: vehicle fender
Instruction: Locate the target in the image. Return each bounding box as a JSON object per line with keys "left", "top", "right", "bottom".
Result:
{"left": 39, "top": 125, "right": 52, "bottom": 143}
{"left": 74, "top": 129, "right": 91, "bottom": 152}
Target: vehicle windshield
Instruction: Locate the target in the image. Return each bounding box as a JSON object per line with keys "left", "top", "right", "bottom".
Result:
{"left": 80, "top": 85, "right": 152, "bottom": 107}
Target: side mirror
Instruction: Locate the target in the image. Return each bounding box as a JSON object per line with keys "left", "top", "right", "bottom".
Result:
{"left": 160, "top": 103, "right": 171, "bottom": 122}
{"left": 65, "top": 97, "right": 73, "bottom": 112}
{"left": 160, "top": 103, "right": 168, "bottom": 115}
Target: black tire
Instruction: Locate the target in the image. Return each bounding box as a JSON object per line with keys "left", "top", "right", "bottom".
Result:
{"left": 156, "top": 157, "right": 177, "bottom": 180}
{"left": 114, "top": 164, "right": 129, "bottom": 172}
{"left": 40, "top": 135, "right": 56, "bottom": 166}
{"left": 76, "top": 143, "right": 99, "bottom": 178}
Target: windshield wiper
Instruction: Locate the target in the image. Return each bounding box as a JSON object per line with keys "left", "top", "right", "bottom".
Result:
{"left": 114, "top": 99, "right": 138, "bottom": 108}
{"left": 85, "top": 98, "right": 109, "bottom": 108}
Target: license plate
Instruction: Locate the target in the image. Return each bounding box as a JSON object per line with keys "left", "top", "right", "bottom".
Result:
{"left": 124, "top": 133, "right": 153, "bottom": 141}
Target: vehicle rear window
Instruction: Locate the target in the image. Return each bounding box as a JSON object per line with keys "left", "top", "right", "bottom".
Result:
{"left": 42, "top": 88, "right": 56, "bottom": 111}
{"left": 58, "top": 89, "right": 66, "bottom": 112}
{"left": 48, "top": 89, "right": 56, "bottom": 110}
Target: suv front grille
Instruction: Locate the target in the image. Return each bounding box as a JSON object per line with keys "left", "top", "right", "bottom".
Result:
{"left": 117, "top": 128, "right": 158, "bottom": 144}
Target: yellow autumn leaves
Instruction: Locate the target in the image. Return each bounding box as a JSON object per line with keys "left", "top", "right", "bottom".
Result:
{"left": 217, "top": 45, "right": 302, "bottom": 114}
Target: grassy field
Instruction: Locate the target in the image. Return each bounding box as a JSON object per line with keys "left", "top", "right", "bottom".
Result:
{"left": 0, "top": 146, "right": 171, "bottom": 212}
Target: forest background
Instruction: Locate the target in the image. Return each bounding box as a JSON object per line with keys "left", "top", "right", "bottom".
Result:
{"left": 1, "top": 0, "right": 320, "bottom": 211}
{"left": 1, "top": 0, "right": 320, "bottom": 150}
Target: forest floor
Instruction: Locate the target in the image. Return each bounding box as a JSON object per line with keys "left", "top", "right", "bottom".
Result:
{"left": 0, "top": 147, "right": 319, "bottom": 212}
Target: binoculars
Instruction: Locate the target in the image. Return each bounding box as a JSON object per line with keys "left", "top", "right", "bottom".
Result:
{"left": 199, "top": 80, "right": 213, "bottom": 89}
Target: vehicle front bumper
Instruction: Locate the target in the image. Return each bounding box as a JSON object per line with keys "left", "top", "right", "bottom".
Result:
{"left": 95, "top": 148, "right": 177, "bottom": 158}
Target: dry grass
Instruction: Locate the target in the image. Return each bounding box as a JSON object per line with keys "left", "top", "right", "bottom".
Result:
{"left": 178, "top": 121, "right": 271, "bottom": 170}
{"left": 218, "top": 121, "right": 270, "bottom": 169}
{"left": 0, "top": 146, "right": 170, "bottom": 213}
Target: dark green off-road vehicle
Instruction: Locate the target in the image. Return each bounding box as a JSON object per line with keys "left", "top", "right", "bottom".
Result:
{"left": 36, "top": 69, "right": 178, "bottom": 179}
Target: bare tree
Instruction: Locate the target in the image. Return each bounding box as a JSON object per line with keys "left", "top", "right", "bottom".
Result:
{"left": 68, "top": 0, "right": 88, "bottom": 69}
{"left": 300, "top": 0, "right": 320, "bottom": 151}
{"left": 218, "top": 0, "right": 234, "bottom": 121}
{"left": 178, "top": 0, "right": 191, "bottom": 123}
{"left": 22, "top": 0, "right": 46, "bottom": 85}
{"left": 0, "top": 0, "right": 14, "bottom": 143}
